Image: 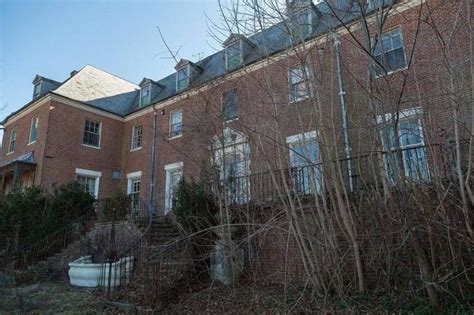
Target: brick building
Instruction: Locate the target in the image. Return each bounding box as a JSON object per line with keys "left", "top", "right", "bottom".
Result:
{"left": 1, "top": 0, "right": 471, "bottom": 220}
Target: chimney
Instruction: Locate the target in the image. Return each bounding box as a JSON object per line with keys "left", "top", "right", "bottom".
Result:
{"left": 70, "top": 70, "right": 78, "bottom": 78}
{"left": 287, "top": 0, "right": 313, "bottom": 16}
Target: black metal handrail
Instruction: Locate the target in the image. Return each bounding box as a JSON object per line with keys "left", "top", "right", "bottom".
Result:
{"left": 212, "top": 141, "right": 469, "bottom": 205}
{"left": 101, "top": 197, "right": 153, "bottom": 295}
{"left": 13, "top": 208, "right": 97, "bottom": 267}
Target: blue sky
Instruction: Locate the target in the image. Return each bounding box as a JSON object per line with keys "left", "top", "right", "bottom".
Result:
{"left": 0, "top": 0, "right": 223, "bottom": 122}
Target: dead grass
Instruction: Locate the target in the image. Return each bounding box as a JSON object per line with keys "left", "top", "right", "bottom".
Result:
{"left": 0, "top": 281, "right": 100, "bottom": 314}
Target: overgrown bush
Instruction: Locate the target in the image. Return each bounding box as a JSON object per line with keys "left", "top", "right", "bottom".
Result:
{"left": 100, "top": 189, "right": 130, "bottom": 222}
{"left": 0, "top": 183, "right": 95, "bottom": 253}
{"left": 173, "top": 179, "right": 218, "bottom": 233}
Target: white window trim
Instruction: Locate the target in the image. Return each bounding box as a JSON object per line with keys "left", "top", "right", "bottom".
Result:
{"left": 126, "top": 171, "right": 142, "bottom": 194}
{"left": 82, "top": 120, "right": 102, "bottom": 149}
{"left": 169, "top": 109, "right": 183, "bottom": 140}
{"left": 373, "top": 27, "right": 408, "bottom": 78}
{"left": 288, "top": 63, "right": 312, "bottom": 103}
{"left": 28, "top": 117, "right": 39, "bottom": 145}
{"left": 139, "top": 84, "right": 151, "bottom": 107}
{"left": 286, "top": 130, "right": 318, "bottom": 144}
{"left": 75, "top": 168, "right": 101, "bottom": 199}
{"left": 225, "top": 39, "right": 243, "bottom": 70}
{"left": 164, "top": 162, "right": 183, "bottom": 214}
{"left": 376, "top": 107, "right": 428, "bottom": 182}
{"left": 130, "top": 125, "right": 143, "bottom": 151}
{"left": 176, "top": 66, "right": 190, "bottom": 91}
{"left": 376, "top": 106, "right": 422, "bottom": 124}
{"left": 7, "top": 129, "right": 17, "bottom": 155}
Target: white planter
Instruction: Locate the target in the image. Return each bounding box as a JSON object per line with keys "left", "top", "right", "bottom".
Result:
{"left": 68, "top": 255, "right": 134, "bottom": 288}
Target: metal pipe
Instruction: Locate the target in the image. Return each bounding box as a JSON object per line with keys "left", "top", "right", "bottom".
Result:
{"left": 149, "top": 108, "right": 158, "bottom": 214}
{"left": 333, "top": 34, "right": 354, "bottom": 192}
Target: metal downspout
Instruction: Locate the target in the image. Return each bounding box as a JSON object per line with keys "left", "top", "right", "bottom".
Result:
{"left": 149, "top": 108, "right": 158, "bottom": 214}
{"left": 334, "top": 34, "right": 354, "bottom": 192}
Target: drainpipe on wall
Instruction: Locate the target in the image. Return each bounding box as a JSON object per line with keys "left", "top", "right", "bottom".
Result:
{"left": 333, "top": 33, "right": 354, "bottom": 192}
{"left": 149, "top": 108, "right": 158, "bottom": 214}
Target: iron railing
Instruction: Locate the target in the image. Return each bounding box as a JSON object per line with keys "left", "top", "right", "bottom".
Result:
{"left": 13, "top": 209, "right": 97, "bottom": 267}
{"left": 101, "top": 197, "right": 153, "bottom": 297}
{"left": 213, "top": 141, "right": 470, "bottom": 206}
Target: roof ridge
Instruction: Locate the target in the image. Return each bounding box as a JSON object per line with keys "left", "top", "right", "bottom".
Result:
{"left": 83, "top": 64, "right": 139, "bottom": 87}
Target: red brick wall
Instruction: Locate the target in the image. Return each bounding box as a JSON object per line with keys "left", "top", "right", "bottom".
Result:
{"left": 40, "top": 100, "right": 124, "bottom": 199}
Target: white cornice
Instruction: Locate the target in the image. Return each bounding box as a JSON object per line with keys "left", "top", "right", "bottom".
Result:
{"left": 4, "top": 94, "right": 124, "bottom": 126}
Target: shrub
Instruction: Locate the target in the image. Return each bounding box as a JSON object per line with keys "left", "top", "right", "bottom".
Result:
{"left": 0, "top": 182, "right": 96, "bottom": 253}
{"left": 173, "top": 178, "right": 218, "bottom": 233}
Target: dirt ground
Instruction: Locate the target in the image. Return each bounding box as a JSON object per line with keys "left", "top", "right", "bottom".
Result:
{"left": 0, "top": 282, "right": 100, "bottom": 314}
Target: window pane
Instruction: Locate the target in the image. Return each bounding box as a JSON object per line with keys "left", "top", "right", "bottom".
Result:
{"left": 177, "top": 68, "right": 188, "bottom": 90}
{"left": 83, "top": 120, "right": 100, "bottom": 146}
{"left": 399, "top": 120, "right": 422, "bottom": 147}
{"left": 226, "top": 42, "right": 241, "bottom": 69}
{"left": 223, "top": 89, "right": 239, "bottom": 121}
{"left": 170, "top": 110, "right": 183, "bottom": 137}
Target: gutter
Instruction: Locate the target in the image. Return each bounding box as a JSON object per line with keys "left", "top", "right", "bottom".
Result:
{"left": 149, "top": 107, "right": 158, "bottom": 214}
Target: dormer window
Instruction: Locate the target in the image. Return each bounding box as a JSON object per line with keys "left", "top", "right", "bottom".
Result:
{"left": 226, "top": 40, "right": 242, "bottom": 70}
{"left": 292, "top": 11, "right": 312, "bottom": 40}
{"left": 33, "top": 81, "right": 42, "bottom": 99}
{"left": 176, "top": 66, "right": 189, "bottom": 91}
{"left": 139, "top": 84, "right": 151, "bottom": 106}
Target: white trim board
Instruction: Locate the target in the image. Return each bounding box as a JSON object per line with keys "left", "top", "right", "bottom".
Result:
{"left": 127, "top": 171, "right": 143, "bottom": 179}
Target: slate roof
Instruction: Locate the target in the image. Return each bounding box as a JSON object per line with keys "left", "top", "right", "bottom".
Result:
{"left": 3, "top": 0, "right": 367, "bottom": 123}
{"left": 53, "top": 65, "right": 140, "bottom": 116}
{"left": 0, "top": 151, "right": 36, "bottom": 168}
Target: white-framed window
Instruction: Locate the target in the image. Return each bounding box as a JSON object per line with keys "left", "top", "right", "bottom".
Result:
{"left": 127, "top": 171, "right": 142, "bottom": 214}
{"left": 75, "top": 168, "right": 101, "bottom": 199}
{"left": 289, "top": 64, "right": 311, "bottom": 102}
{"left": 33, "top": 82, "right": 41, "bottom": 99}
{"left": 377, "top": 107, "right": 430, "bottom": 184}
{"left": 225, "top": 40, "right": 242, "bottom": 70}
{"left": 373, "top": 27, "right": 407, "bottom": 76}
{"left": 7, "top": 129, "right": 17, "bottom": 154}
{"left": 222, "top": 88, "right": 239, "bottom": 122}
{"left": 176, "top": 66, "right": 189, "bottom": 91}
{"left": 169, "top": 109, "right": 183, "bottom": 138}
{"left": 139, "top": 84, "right": 151, "bottom": 107}
{"left": 287, "top": 131, "right": 322, "bottom": 194}
{"left": 131, "top": 125, "right": 143, "bottom": 150}
{"left": 212, "top": 128, "right": 251, "bottom": 205}
{"left": 83, "top": 119, "right": 101, "bottom": 148}
{"left": 28, "top": 117, "right": 39, "bottom": 144}
{"left": 164, "top": 162, "right": 183, "bottom": 214}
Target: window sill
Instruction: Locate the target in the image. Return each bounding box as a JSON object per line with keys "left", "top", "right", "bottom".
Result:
{"left": 130, "top": 147, "right": 142, "bottom": 152}
{"left": 27, "top": 141, "right": 36, "bottom": 146}
{"left": 82, "top": 144, "right": 101, "bottom": 150}
{"left": 168, "top": 134, "right": 182, "bottom": 141}
{"left": 224, "top": 117, "right": 239, "bottom": 124}
{"left": 289, "top": 96, "right": 310, "bottom": 104}
{"left": 375, "top": 66, "right": 408, "bottom": 79}
{"left": 6, "top": 151, "right": 14, "bottom": 156}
